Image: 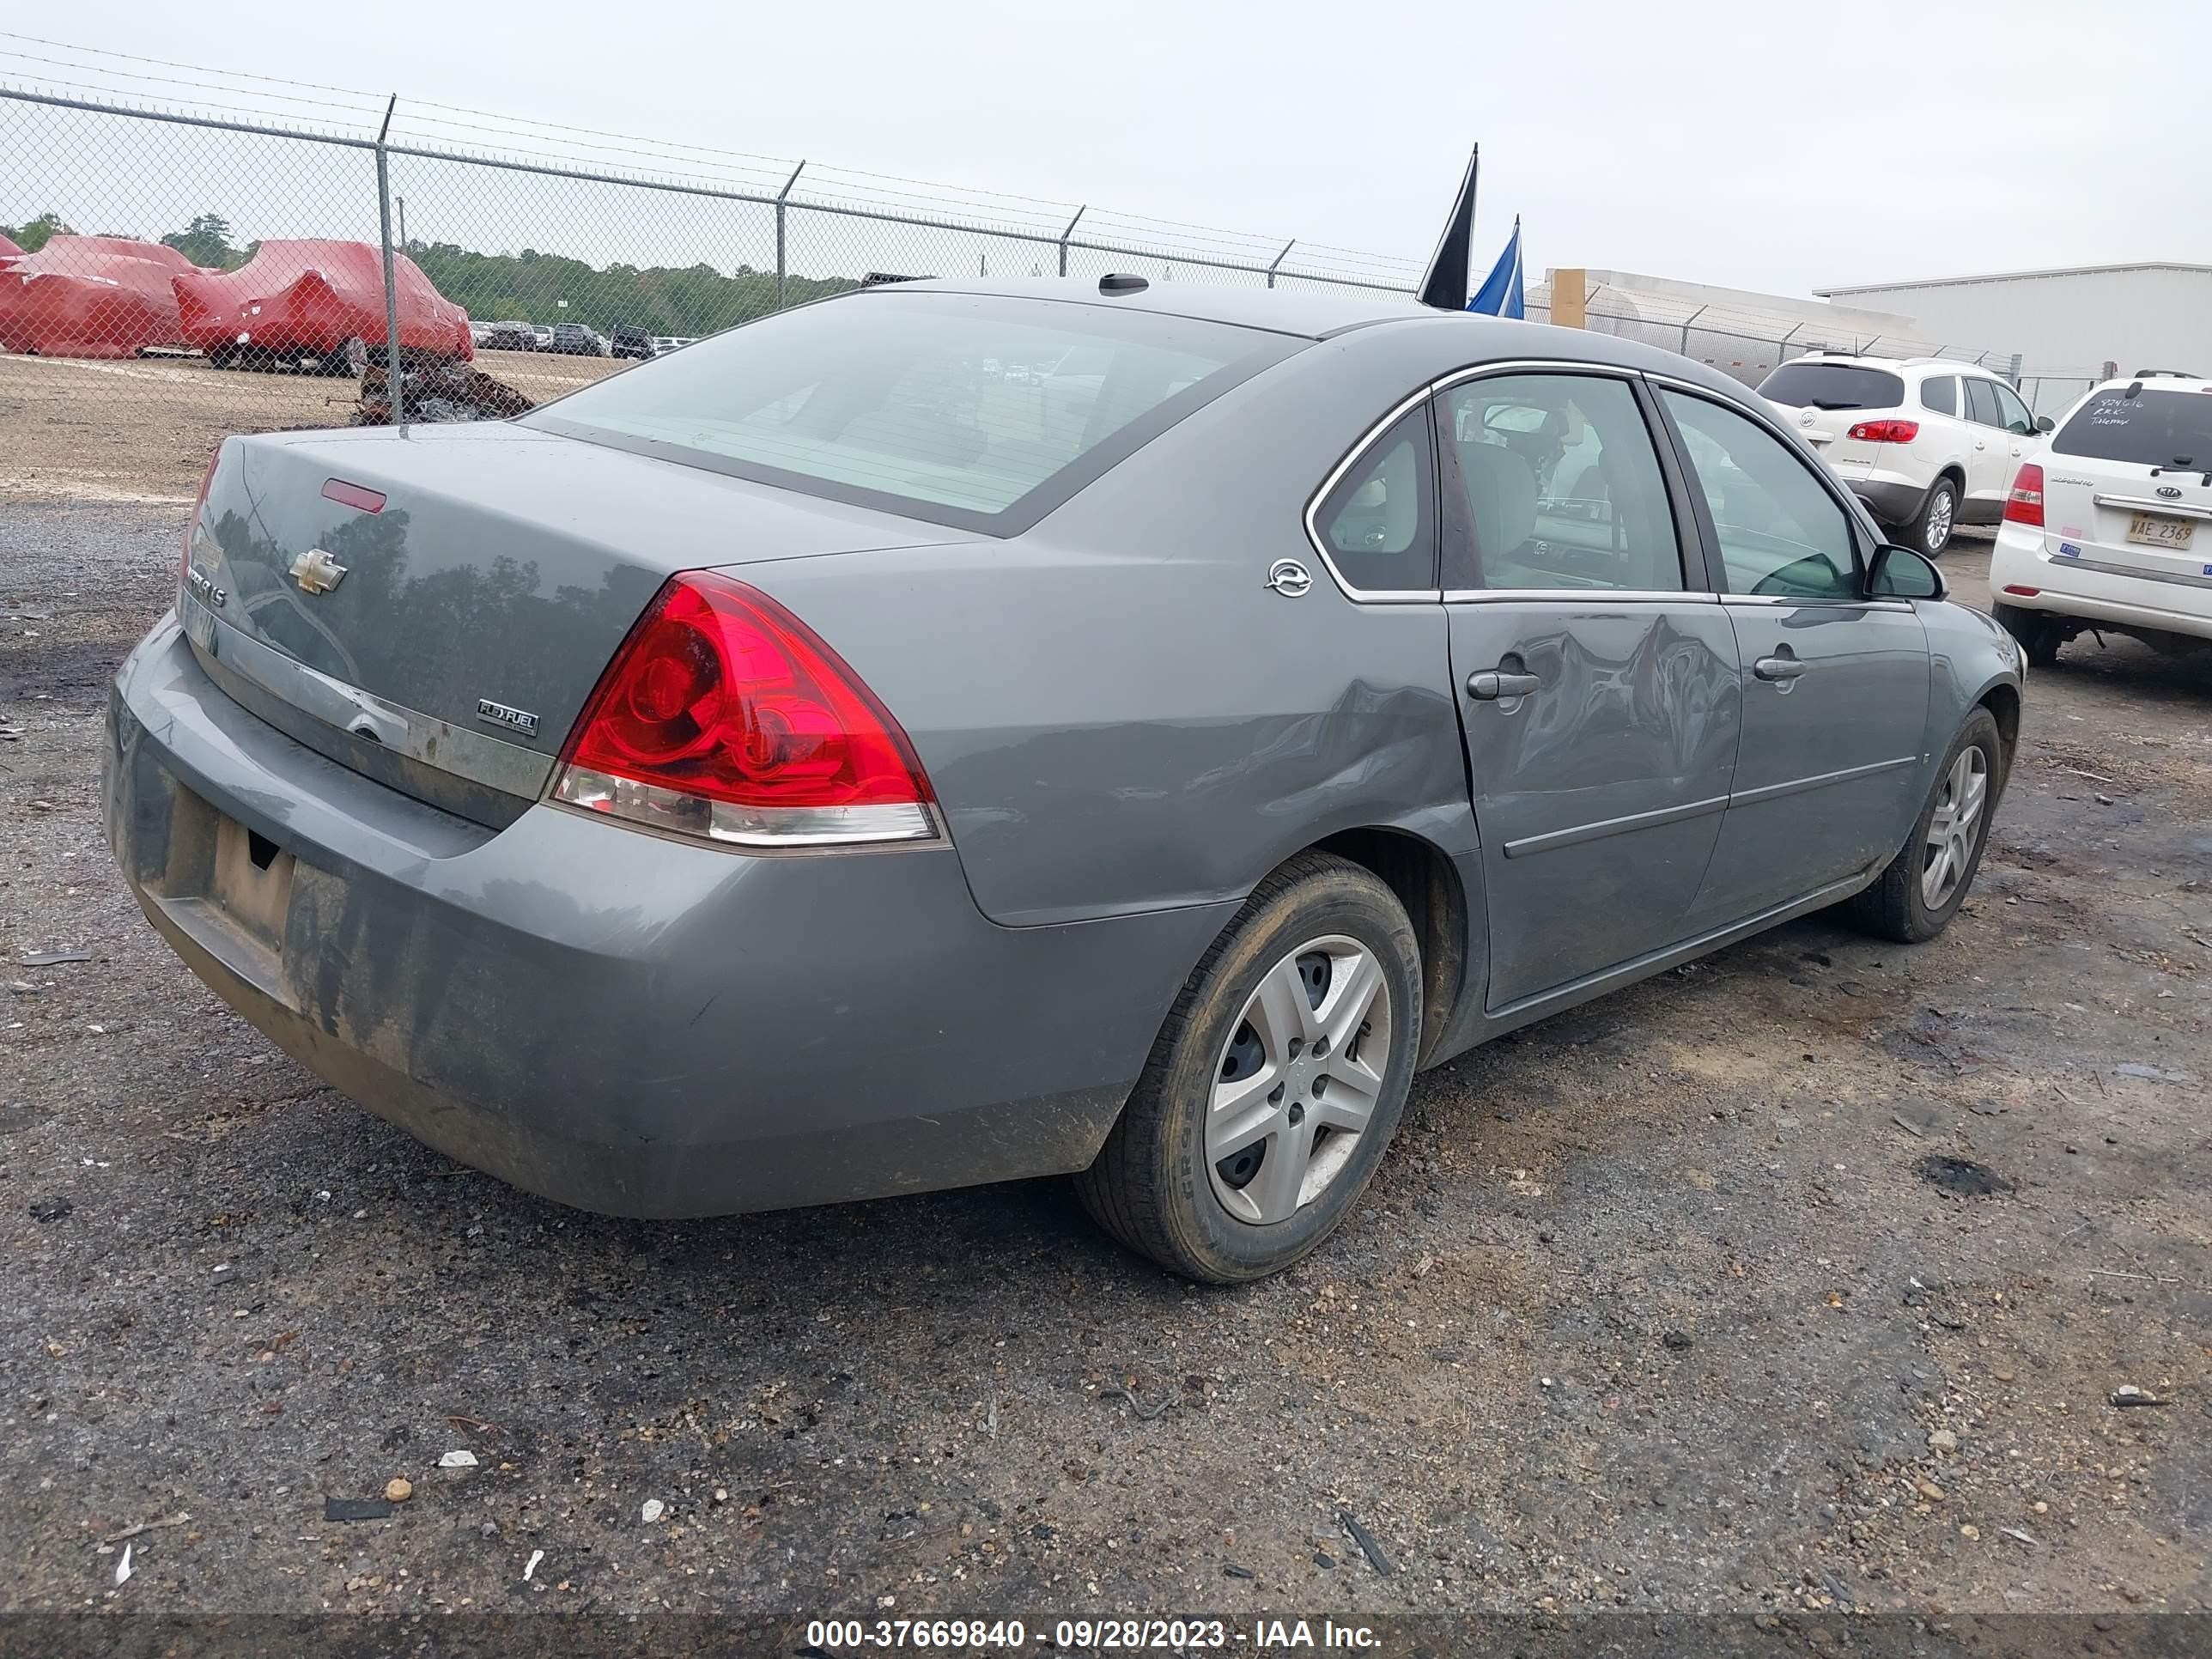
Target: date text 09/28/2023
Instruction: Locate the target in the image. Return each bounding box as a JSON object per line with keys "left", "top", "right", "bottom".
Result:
{"left": 800, "top": 1617, "right": 1384, "bottom": 1650}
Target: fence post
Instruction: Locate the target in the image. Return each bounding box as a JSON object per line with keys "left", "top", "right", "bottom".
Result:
{"left": 775, "top": 160, "right": 806, "bottom": 312}
{"left": 1678, "top": 304, "right": 1707, "bottom": 357}
{"left": 1266, "top": 240, "right": 1295, "bottom": 289}
{"left": 1057, "top": 206, "right": 1086, "bottom": 277}
{"left": 374, "top": 95, "right": 404, "bottom": 424}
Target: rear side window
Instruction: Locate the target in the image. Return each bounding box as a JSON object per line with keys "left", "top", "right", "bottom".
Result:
{"left": 1439, "top": 373, "right": 1682, "bottom": 592}
{"left": 528, "top": 291, "right": 1298, "bottom": 533}
{"left": 1313, "top": 405, "right": 1437, "bottom": 592}
{"left": 1919, "top": 376, "right": 1957, "bottom": 416}
{"left": 1757, "top": 362, "right": 1904, "bottom": 411}
{"left": 2053, "top": 387, "right": 2212, "bottom": 465}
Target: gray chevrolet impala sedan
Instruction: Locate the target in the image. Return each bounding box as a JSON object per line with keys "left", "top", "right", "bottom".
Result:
{"left": 106, "top": 276, "right": 2022, "bottom": 1281}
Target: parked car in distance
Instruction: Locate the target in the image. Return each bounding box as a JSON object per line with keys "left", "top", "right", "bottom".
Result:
{"left": 608, "top": 324, "right": 656, "bottom": 361}
{"left": 112, "top": 277, "right": 2021, "bottom": 1283}
{"left": 548, "top": 322, "right": 611, "bottom": 356}
{"left": 531, "top": 325, "right": 553, "bottom": 350}
{"left": 478, "top": 319, "right": 538, "bottom": 352}
{"left": 1759, "top": 353, "right": 2051, "bottom": 559}
{"left": 1990, "top": 371, "right": 2212, "bottom": 665}
{"left": 650, "top": 337, "right": 696, "bottom": 356}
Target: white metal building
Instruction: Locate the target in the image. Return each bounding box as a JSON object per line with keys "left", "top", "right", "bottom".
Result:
{"left": 1817, "top": 264, "right": 2212, "bottom": 386}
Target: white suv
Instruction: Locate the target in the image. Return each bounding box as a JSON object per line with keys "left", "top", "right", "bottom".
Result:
{"left": 1759, "top": 354, "right": 2050, "bottom": 558}
{"left": 1989, "top": 372, "right": 2212, "bottom": 665}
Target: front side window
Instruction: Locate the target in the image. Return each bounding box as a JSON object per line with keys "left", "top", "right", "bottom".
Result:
{"left": 1439, "top": 373, "right": 1683, "bottom": 592}
{"left": 1991, "top": 383, "right": 2035, "bottom": 434}
{"left": 1919, "top": 375, "right": 1958, "bottom": 417}
{"left": 1312, "top": 405, "right": 1437, "bottom": 592}
{"left": 1661, "top": 391, "right": 1860, "bottom": 602}
{"left": 1964, "top": 377, "right": 2004, "bottom": 428}
{"left": 527, "top": 291, "right": 1299, "bottom": 532}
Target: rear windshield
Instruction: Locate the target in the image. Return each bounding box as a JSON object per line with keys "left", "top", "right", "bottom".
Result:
{"left": 1757, "top": 362, "right": 1904, "bottom": 411}
{"left": 527, "top": 291, "right": 1300, "bottom": 532}
{"left": 2052, "top": 387, "right": 2212, "bottom": 467}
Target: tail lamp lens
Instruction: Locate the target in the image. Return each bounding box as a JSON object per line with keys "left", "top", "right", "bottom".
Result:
{"left": 1845, "top": 419, "right": 1919, "bottom": 443}
{"left": 182, "top": 447, "right": 221, "bottom": 583}
{"left": 2004, "top": 463, "right": 2045, "bottom": 527}
{"left": 552, "top": 572, "right": 938, "bottom": 849}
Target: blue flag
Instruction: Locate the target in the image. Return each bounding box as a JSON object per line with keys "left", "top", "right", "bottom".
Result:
{"left": 1468, "top": 217, "right": 1524, "bottom": 319}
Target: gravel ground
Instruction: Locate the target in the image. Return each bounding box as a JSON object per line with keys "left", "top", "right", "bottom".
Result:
{"left": 2, "top": 503, "right": 2208, "bottom": 1629}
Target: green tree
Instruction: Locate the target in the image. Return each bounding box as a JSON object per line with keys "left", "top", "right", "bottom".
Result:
{"left": 0, "top": 211, "right": 75, "bottom": 252}
{"left": 161, "top": 213, "right": 243, "bottom": 270}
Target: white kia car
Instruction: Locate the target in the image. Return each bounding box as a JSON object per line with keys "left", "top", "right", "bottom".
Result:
{"left": 1759, "top": 354, "right": 2051, "bottom": 558}
{"left": 1990, "top": 372, "right": 2212, "bottom": 665}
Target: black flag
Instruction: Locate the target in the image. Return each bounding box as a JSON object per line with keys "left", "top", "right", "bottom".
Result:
{"left": 1415, "top": 146, "right": 1480, "bottom": 312}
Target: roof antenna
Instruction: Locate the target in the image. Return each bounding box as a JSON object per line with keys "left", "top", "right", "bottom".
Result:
{"left": 1416, "top": 145, "right": 1480, "bottom": 311}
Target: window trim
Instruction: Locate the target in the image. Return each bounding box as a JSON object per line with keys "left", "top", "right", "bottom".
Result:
{"left": 1305, "top": 398, "right": 1441, "bottom": 597}
{"left": 1300, "top": 385, "right": 1444, "bottom": 602}
{"left": 1646, "top": 375, "right": 1885, "bottom": 605}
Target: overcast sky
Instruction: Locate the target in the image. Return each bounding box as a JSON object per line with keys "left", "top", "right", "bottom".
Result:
{"left": 9, "top": 0, "right": 2207, "bottom": 298}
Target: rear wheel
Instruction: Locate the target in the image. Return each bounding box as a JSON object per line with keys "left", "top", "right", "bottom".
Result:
{"left": 1847, "top": 708, "right": 2002, "bottom": 943}
{"left": 1992, "top": 601, "right": 2064, "bottom": 667}
{"left": 1903, "top": 477, "right": 1958, "bottom": 559}
{"left": 1075, "top": 853, "right": 1421, "bottom": 1283}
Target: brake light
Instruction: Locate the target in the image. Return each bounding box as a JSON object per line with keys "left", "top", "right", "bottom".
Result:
{"left": 2002, "top": 585, "right": 2041, "bottom": 597}
{"left": 2004, "top": 462, "right": 2045, "bottom": 527}
{"left": 552, "top": 572, "right": 938, "bottom": 848}
{"left": 182, "top": 447, "right": 221, "bottom": 582}
{"left": 1845, "top": 418, "right": 1920, "bottom": 443}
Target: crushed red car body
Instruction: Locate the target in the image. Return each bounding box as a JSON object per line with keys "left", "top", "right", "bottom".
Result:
{"left": 173, "top": 240, "right": 472, "bottom": 363}
{"left": 0, "top": 236, "right": 199, "bottom": 358}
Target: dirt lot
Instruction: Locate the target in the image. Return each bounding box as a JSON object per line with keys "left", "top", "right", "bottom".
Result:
{"left": 1, "top": 496, "right": 2208, "bottom": 1636}
{"left": 0, "top": 350, "right": 627, "bottom": 501}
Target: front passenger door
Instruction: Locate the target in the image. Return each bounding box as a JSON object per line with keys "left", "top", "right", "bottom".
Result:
{"left": 1438, "top": 369, "right": 1742, "bottom": 1012}
{"left": 1656, "top": 388, "right": 1931, "bottom": 927}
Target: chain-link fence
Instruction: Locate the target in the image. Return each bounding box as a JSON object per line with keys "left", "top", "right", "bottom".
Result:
{"left": 2, "top": 40, "right": 2106, "bottom": 503}
{"left": 1526, "top": 278, "right": 2102, "bottom": 419}
{"left": 0, "top": 68, "right": 1427, "bottom": 501}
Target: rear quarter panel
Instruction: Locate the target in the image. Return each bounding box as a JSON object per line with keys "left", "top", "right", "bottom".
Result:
{"left": 736, "top": 323, "right": 1485, "bottom": 927}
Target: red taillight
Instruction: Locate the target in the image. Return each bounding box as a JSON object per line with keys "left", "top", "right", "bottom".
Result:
{"left": 1845, "top": 418, "right": 1920, "bottom": 443}
{"left": 2002, "top": 585, "right": 2041, "bottom": 597}
{"left": 2004, "top": 462, "right": 2045, "bottom": 527}
{"left": 182, "top": 447, "right": 221, "bottom": 581}
{"left": 552, "top": 572, "right": 938, "bottom": 848}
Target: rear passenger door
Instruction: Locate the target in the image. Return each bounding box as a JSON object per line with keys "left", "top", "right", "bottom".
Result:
{"left": 1655, "top": 387, "right": 1931, "bottom": 926}
{"left": 1961, "top": 378, "right": 2018, "bottom": 516}
{"left": 1437, "top": 368, "right": 1742, "bottom": 1012}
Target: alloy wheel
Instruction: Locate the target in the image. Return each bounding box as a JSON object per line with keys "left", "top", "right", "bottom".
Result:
{"left": 1205, "top": 935, "right": 1393, "bottom": 1226}
{"left": 1924, "top": 489, "right": 1954, "bottom": 554}
{"left": 1921, "top": 746, "right": 1989, "bottom": 908}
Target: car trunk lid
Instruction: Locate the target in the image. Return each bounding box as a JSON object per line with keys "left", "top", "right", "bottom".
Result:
{"left": 185, "top": 422, "right": 956, "bottom": 826}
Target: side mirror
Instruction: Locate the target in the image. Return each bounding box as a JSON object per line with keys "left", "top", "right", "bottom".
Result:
{"left": 1869, "top": 544, "right": 1946, "bottom": 602}
{"left": 2035, "top": 415, "right": 2056, "bottom": 434}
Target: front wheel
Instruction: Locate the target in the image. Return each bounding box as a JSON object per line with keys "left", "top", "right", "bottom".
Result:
{"left": 1075, "top": 853, "right": 1421, "bottom": 1283}
{"left": 1847, "top": 708, "right": 2002, "bottom": 944}
{"left": 1903, "top": 477, "right": 1958, "bottom": 559}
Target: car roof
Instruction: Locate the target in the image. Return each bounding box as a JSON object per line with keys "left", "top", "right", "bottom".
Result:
{"left": 841, "top": 275, "right": 1442, "bottom": 340}
{"left": 2081, "top": 372, "right": 2212, "bottom": 396}
{"left": 1782, "top": 353, "right": 2004, "bottom": 381}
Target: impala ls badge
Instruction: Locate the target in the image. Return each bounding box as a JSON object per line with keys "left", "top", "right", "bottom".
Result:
{"left": 1266, "top": 558, "right": 1313, "bottom": 598}
{"left": 476, "top": 698, "right": 539, "bottom": 737}
{"left": 289, "top": 547, "right": 348, "bottom": 594}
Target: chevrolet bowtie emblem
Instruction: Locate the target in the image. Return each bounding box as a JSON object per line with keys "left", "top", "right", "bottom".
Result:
{"left": 290, "top": 548, "right": 348, "bottom": 594}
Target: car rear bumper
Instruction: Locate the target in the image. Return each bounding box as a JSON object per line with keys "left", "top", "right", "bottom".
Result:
{"left": 1832, "top": 465, "right": 1932, "bottom": 526}
{"left": 106, "top": 613, "right": 1229, "bottom": 1218}
{"left": 1990, "top": 524, "right": 2212, "bottom": 641}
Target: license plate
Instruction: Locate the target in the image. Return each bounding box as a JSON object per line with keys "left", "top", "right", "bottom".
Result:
{"left": 2126, "top": 512, "right": 2195, "bottom": 550}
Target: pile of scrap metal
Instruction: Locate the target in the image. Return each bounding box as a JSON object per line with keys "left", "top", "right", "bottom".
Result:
{"left": 352, "top": 345, "right": 536, "bottom": 425}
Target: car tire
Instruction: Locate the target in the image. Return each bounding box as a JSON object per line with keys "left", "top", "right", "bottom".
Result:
{"left": 1991, "top": 602, "right": 2063, "bottom": 668}
{"left": 1904, "top": 477, "right": 1959, "bottom": 559}
{"left": 1847, "top": 708, "right": 2004, "bottom": 945}
{"left": 1075, "top": 852, "right": 1422, "bottom": 1284}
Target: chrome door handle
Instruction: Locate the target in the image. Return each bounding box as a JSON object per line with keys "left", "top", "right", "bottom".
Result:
{"left": 1468, "top": 669, "right": 1541, "bottom": 700}
{"left": 1973, "top": 440, "right": 1988, "bottom": 450}
{"left": 1753, "top": 654, "right": 1806, "bottom": 682}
